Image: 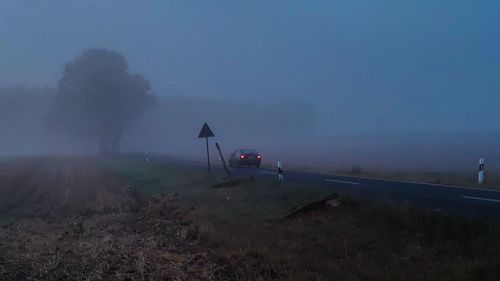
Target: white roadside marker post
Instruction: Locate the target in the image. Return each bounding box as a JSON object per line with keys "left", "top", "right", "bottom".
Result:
{"left": 478, "top": 158, "right": 485, "bottom": 184}
{"left": 278, "top": 161, "right": 284, "bottom": 185}
{"left": 145, "top": 153, "right": 150, "bottom": 164}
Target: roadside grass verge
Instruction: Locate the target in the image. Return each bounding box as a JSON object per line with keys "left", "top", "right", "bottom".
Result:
{"left": 103, "top": 157, "right": 211, "bottom": 196}
{"left": 108, "top": 158, "right": 500, "bottom": 280}
{"left": 107, "top": 158, "right": 331, "bottom": 223}
{"left": 199, "top": 196, "right": 500, "bottom": 281}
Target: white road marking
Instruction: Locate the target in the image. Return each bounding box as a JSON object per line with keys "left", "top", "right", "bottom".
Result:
{"left": 325, "top": 179, "right": 360, "bottom": 185}
{"left": 462, "top": 196, "right": 500, "bottom": 203}
{"left": 316, "top": 172, "right": 500, "bottom": 193}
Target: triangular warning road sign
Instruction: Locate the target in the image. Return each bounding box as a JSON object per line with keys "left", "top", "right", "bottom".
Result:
{"left": 198, "top": 122, "right": 215, "bottom": 138}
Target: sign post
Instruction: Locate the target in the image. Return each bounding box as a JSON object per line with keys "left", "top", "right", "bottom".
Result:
{"left": 478, "top": 158, "right": 485, "bottom": 184}
{"left": 198, "top": 122, "right": 215, "bottom": 175}
{"left": 278, "top": 161, "right": 284, "bottom": 185}
{"left": 215, "top": 142, "right": 231, "bottom": 178}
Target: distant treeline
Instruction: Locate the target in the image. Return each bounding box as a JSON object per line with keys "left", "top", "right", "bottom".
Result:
{"left": 0, "top": 86, "right": 59, "bottom": 155}
{"left": 0, "top": 86, "right": 318, "bottom": 156}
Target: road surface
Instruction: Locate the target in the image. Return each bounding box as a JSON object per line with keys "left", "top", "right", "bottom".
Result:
{"left": 231, "top": 166, "right": 500, "bottom": 219}
{"left": 149, "top": 155, "right": 500, "bottom": 219}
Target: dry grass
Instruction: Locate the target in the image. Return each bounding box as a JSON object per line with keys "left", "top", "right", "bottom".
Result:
{"left": 0, "top": 193, "right": 226, "bottom": 281}
{"left": 0, "top": 156, "right": 135, "bottom": 218}
{"left": 111, "top": 158, "right": 500, "bottom": 280}
{"left": 197, "top": 194, "right": 500, "bottom": 281}
{"left": 2, "top": 156, "right": 500, "bottom": 280}
{"left": 0, "top": 157, "right": 233, "bottom": 281}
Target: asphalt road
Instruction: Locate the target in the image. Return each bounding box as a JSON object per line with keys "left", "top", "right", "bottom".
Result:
{"left": 230, "top": 166, "right": 500, "bottom": 219}
{"left": 151, "top": 155, "right": 500, "bottom": 219}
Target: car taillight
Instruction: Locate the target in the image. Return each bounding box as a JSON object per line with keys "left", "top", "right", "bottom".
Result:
{"left": 240, "top": 155, "right": 245, "bottom": 159}
{"left": 257, "top": 155, "right": 261, "bottom": 159}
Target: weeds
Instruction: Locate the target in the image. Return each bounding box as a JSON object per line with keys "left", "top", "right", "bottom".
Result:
{"left": 2, "top": 157, "right": 500, "bottom": 280}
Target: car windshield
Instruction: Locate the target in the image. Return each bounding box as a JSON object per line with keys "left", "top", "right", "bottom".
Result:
{"left": 240, "top": 149, "right": 258, "bottom": 154}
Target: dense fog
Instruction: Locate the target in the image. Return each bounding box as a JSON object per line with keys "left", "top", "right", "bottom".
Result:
{"left": 1, "top": 1, "right": 499, "bottom": 172}
{"left": 0, "top": 86, "right": 498, "bottom": 171}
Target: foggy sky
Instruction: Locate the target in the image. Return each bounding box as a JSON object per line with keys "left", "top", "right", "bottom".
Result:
{"left": 0, "top": 1, "right": 499, "bottom": 170}
{"left": 1, "top": 1, "right": 499, "bottom": 133}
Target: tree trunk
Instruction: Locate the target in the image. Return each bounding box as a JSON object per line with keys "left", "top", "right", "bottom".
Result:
{"left": 109, "top": 128, "right": 122, "bottom": 156}
{"left": 111, "top": 138, "right": 120, "bottom": 156}
{"left": 101, "top": 126, "right": 122, "bottom": 156}
{"left": 99, "top": 135, "right": 109, "bottom": 156}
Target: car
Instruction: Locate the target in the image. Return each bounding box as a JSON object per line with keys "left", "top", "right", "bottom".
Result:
{"left": 229, "top": 148, "right": 262, "bottom": 168}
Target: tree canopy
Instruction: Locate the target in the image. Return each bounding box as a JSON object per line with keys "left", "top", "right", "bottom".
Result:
{"left": 50, "top": 48, "right": 155, "bottom": 155}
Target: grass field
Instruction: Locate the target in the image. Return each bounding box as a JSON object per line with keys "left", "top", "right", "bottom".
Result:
{"left": 112, "top": 157, "right": 500, "bottom": 281}
{"left": 106, "top": 157, "right": 331, "bottom": 224}
{"left": 1, "top": 156, "right": 500, "bottom": 280}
